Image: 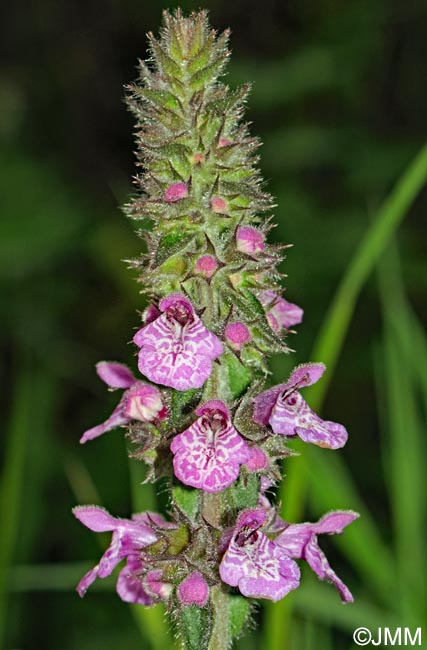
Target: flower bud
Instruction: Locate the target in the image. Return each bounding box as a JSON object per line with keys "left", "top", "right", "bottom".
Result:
{"left": 236, "top": 226, "right": 265, "bottom": 255}
{"left": 194, "top": 254, "right": 218, "bottom": 278}
{"left": 165, "top": 182, "right": 188, "bottom": 202}
{"left": 210, "top": 196, "right": 227, "bottom": 213}
{"left": 218, "top": 137, "right": 232, "bottom": 148}
{"left": 224, "top": 322, "right": 251, "bottom": 351}
{"left": 178, "top": 572, "right": 209, "bottom": 607}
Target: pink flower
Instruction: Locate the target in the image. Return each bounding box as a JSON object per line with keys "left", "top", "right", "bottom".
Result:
{"left": 236, "top": 226, "right": 265, "bottom": 255}
{"left": 224, "top": 322, "right": 251, "bottom": 351}
{"left": 194, "top": 254, "right": 218, "bottom": 279}
{"left": 133, "top": 293, "right": 223, "bottom": 391}
{"left": 80, "top": 362, "right": 167, "bottom": 444}
{"left": 258, "top": 290, "right": 303, "bottom": 332}
{"left": 253, "top": 363, "right": 348, "bottom": 449}
{"left": 73, "top": 506, "right": 159, "bottom": 604}
{"left": 178, "top": 572, "right": 209, "bottom": 607}
{"left": 275, "top": 511, "right": 359, "bottom": 603}
{"left": 170, "top": 400, "right": 250, "bottom": 493}
{"left": 219, "top": 509, "right": 300, "bottom": 601}
{"left": 164, "top": 182, "right": 188, "bottom": 202}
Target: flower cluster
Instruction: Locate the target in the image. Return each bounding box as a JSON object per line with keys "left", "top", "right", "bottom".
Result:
{"left": 74, "top": 10, "right": 359, "bottom": 646}
{"left": 76, "top": 293, "right": 357, "bottom": 605}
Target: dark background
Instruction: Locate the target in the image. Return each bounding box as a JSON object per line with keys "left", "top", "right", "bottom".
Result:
{"left": 1, "top": 1, "right": 426, "bottom": 648}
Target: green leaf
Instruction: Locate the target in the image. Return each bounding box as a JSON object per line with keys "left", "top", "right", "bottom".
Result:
{"left": 225, "top": 473, "right": 260, "bottom": 513}
{"left": 228, "top": 595, "right": 251, "bottom": 638}
{"left": 223, "top": 349, "right": 251, "bottom": 399}
{"left": 179, "top": 605, "right": 213, "bottom": 650}
{"left": 172, "top": 484, "right": 201, "bottom": 522}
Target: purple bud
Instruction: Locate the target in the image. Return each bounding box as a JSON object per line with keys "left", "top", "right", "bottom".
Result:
{"left": 194, "top": 254, "right": 218, "bottom": 278}
{"left": 192, "top": 152, "right": 205, "bottom": 165}
{"left": 210, "top": 196, "right": 227, "bottom": 213}
{"left": 218, "top": 137, "right": 232, "bottom": 148}
{"left": 224, "top": 322, "right": 251, "bottom": 351}
{"left": 236, "top": 226, "right": 265, "bottom": 255}
{"left": 178, "top": 572, "right": 209, "bottom": 607}
{"left": 165, "top": 182, "right": 188, "bottom": 202}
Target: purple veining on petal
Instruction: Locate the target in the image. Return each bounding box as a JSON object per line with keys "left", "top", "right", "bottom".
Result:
{"left": 253, "top": 363, "right": 347, "bottom": 449}
{"left": 219, "top": 508, "right": 300, "bottom": 601}
{"left": 258, "top": 290, "right": 303, "bottom": 332}
{"left": 170, "top": 400, "right": 250, "bottom": 493}
{"left": 133, "top": 293, "right": 223, "bottom": 391}
{"left": 116, "top": 556, "right": 153, "bottom": 605}
{"left": 276, "top": 510, "right": 359, "bottom": 603}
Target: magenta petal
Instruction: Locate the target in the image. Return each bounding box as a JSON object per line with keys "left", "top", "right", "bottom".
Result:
{"left": 294, "top": 421, "right": 348, "bottom": 449}
{"left": 96, "top": 361, "right": 136, "bottom": 389}
{"left": 219, "top": 530, "right": 300, "bottom": 602}
{"left": 116, "top": 558, "right": 153, "bottom": 605}
{"left": 73, "top": 506, "right": 120, "bottom": 532}
{"left": 171, "top": 402, "right": 250, "bottom": 492}
{"left": 313, "top": 510, "right": 360, "bottom": 535}
{"left": 275, "top": 523, "right": 314, "bottom": 557}
{"left": 133, "top": 294, "right": 223, "bottom": 390}
{"left": 287, "top": 363, "right": 326, "bottom": 389}
{"left": 76, "top": 565, "right": 100, "bottom": 597}
{"left": 80, "top": 400, "right": 129, "bottom": 444}
{"left": 259, "top": 290, "right": 303, "bottom": 331}
{"left": 252, "top": 384, "right": 286, "bottom": 426}
{"left": 269, "top": 389, "right": 348, "bottom": 449}
{"left": 305, "top": 536, "right": 354, "bottom": 603}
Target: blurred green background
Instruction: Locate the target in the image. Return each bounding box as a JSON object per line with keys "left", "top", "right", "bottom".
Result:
{"left": 1, "top": 1, "right": 426, "bottom": 648}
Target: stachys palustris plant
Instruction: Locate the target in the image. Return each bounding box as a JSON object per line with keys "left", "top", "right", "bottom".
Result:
{"left": 74, "top": 9, "right": 359, "bottom": 649}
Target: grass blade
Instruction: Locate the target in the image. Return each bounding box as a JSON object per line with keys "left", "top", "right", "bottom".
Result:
{"left": 265, "top": 144, "right": 427, "bottom": 650}
{"left": 0, "top": 368, "right": 32, "bottom": 646}
{"left": 376, "top": 245, "right": 426, "bottom": 624}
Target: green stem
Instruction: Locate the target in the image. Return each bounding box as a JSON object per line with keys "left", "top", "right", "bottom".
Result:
{"left": 208, "top": 586, "right": 230, "bottom": 650}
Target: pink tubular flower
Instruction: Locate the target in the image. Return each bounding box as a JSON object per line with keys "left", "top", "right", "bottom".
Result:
{"left": 253, "top": 363, "right": 348, "bottom": 449}
{"left": 170, "top": 400, "right": 251, "bottom": 493}
{"left": 219, "top": 509, "right": 300, "bottom": 601}
{"left": 224, "top": 322, "right": 251, "bottom": 351}
{"left": 133, "top": 293, "right": 223, "bottom": 391}
{"left": 275, "top": 511, "right": 359, "bottom": 603}
{"left": 164, "top": 182, "right": 188, "bottom": 202}
{"left": 73, "top": 506, "right": 159, "bottom": 604}
{"left": 80, "top": 362, "right": 167, "bottom": 444}
{"left": 178, "top": 572, "right": 209, "bottom": 607}
{"left": 236, "top": 226, "right": 265, "bottom": 255}
{"left": 258, "top": 290, "right": 303, "bottom": 332}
